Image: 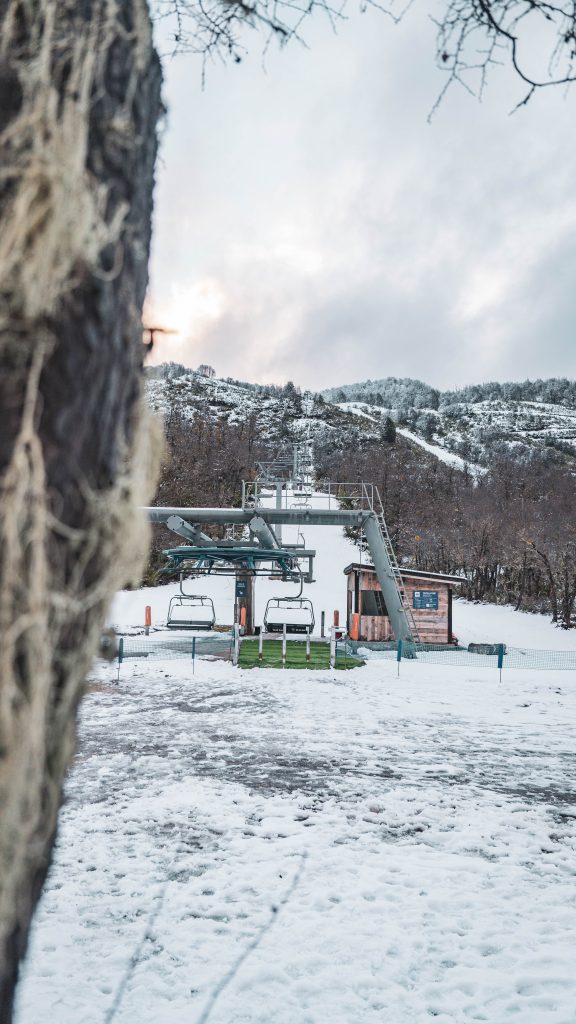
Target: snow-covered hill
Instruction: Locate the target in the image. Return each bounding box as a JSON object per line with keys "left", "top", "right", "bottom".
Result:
{"left": 145, "top": 369, "right": 379, "bottom": 454}
{"left": 146, "top": 367, "right": 576, "bottom": 473}
{"left": 323, "top": 376, "right": 576, "bottom": 468}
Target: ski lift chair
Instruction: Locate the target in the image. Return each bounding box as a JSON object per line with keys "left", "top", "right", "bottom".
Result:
{"left": 291, "top": 486, "right": 313, "bottom": 509}
{"left": 263, "top": 596, "right": 315, "bottom": 635}
{"left": 166, "top": 593, "right": 216, "bottom": 630}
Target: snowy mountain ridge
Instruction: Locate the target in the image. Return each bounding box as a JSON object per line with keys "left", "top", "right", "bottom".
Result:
{"left": 145, "top": 366, "right": 576, "bottom": 470}
{"left": 323, "top": 376, "right": 576, "bottom": 467}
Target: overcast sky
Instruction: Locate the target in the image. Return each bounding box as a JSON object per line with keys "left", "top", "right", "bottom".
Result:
{"left": 147, "top": 5, "right": 576, "bottom": 390}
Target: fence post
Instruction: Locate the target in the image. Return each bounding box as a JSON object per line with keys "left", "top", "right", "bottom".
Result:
{"left": 192, "top": 636, "right": 196, "bottom": 675}
{"left": 329, "top": 627, "right": 336, "bottom": 669}
{"left": 498, "top": 643, "right": 504, "bottom": 683}
{"left": 306, "top": 628, "right": 311, "bottom": 667}
{"left": 396, "top": 638, "right": 403, "bottom": 678}
{"left": 233, "top": 624, "right": 240, "bottom": 667}
{"left": 258, "top": 629, "right": 263, "bottom": 666}
{"left": 320, "top": 611, "right": 325, "bottom": 638}
{"left": 282, "top": 623, "right": 287, "bottom": 669}
{"left": 117, "top": 637, "right": 124, "bottom": 683}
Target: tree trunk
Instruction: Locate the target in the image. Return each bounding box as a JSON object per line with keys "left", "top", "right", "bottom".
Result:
{"left": 0, "top": 1, "right": 162, "bottom": 1016}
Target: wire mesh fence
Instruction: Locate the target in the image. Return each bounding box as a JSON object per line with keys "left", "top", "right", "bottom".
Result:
{"left": 345, "top": 639, "right": 576, "bottom": 672}
{"left": 113, "top": 632, "right": 576, "bottom": 676}
{"left": 334, "top": 640, "right": 366, "bottom": 670}
{"left": 117, "top": 632, "right": 234, "bottom": 671}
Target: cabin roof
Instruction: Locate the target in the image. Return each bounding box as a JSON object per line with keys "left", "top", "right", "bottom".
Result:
{"left": 343, "top": 564, "right": 465, "bottom": 586}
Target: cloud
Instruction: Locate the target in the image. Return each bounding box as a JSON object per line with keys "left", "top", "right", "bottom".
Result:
{"left": 147, "top": 8, "right": 576, "bottom": 388}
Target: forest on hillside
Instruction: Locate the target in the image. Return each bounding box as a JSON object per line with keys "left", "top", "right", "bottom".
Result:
{"left": 148, "top": 407, "right": 576, "bottom": 629}
{"left": 324, "top": 376, "right": 576, "bottom": 410}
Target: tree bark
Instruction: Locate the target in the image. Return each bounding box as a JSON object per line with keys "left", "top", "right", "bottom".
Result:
{"left": 0, "top": 0, "right": 162, "bottom": 1016}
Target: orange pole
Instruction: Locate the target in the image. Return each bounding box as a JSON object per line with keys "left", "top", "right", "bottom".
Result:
{"left": 333, "top": 609, "right": 339, "bottom": 627}
{"left": 240, "top": 607, "right": 246, "bottom": 629}
{"left": 145, "top": 606, "right": 152, "bottom": 627}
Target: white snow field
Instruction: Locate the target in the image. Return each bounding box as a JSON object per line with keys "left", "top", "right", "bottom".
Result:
{"left": 16, "top": 506, "right": 576, "bottom": 1024}
{"left": 16, "top": 623, "right": 576, "bottom": 1023}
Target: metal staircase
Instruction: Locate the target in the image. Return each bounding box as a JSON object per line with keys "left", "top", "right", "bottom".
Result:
{"left": 361, "top": 483, "right": 421, "bottom": 644}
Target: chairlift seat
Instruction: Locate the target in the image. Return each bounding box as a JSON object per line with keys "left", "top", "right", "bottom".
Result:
{"left": 264, "top": 596, "right": 315, "bottom": 635}
{"left": 167, "top": 594, "right": 216, "bottom": 630}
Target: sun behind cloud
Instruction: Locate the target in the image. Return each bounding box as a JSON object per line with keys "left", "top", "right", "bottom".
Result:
{"left": 145, "top": 278, "right": 228, "bottom": 366}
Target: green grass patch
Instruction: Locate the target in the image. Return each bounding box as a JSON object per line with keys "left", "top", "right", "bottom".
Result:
{"left": 238, "top": 639, "right": 363, "bottom": 670}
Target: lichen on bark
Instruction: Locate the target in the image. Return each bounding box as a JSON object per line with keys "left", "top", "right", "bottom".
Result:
{"left": 0, "top": 0, "right": 163, "bottom": 1016}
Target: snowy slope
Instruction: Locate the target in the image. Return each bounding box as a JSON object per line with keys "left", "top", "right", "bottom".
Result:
{"left": 396, "top": 427, "right": 487, "bottom": 476}
{"left": 146, "top": 369, "right": 576, "bottom": 481}
{"left": 145, "top": 371, "right": 376, "bottom": 454}
{"left": 17, "top": 630, "right": 576, "bottom": 1024}
{"left": 324, "top": 378, "right": 576, "bottom": 468}
{"left": 453, "top": 599, "right": 576, "bottom": 651}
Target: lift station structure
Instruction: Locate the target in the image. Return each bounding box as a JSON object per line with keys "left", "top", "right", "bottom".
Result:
{"left": 145, "top": 445, "right": 419, "bottom": 643}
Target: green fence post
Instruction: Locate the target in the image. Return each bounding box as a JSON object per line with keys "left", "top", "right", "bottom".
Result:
{"left": 397, "top": 639, "right": 403, "bottom": 677}
{"left": 117, "top": 637, "right": 124, "bottom": 683}
{"left": 192, "top": 636, "right": 196, "bottom": 675}
{"left": 497, "top": 643, "right": 504, "bottom": 683}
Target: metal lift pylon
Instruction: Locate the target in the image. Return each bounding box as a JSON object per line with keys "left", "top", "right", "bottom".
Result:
{"left": 146, "top": 499, "right": 418, "bottom": 643}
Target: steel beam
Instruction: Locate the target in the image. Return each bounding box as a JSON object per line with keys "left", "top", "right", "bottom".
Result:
{"left": 146, "top": 506, "right": 366, "bottom": 527}
{"left": 248, "top": 515, "right": 280, "bottom": 549}
{"left": 146, "top": 505, "right": 415, "bottom": 640}
{"left": 166, "top": 515, "right": 212, "bottom": 545}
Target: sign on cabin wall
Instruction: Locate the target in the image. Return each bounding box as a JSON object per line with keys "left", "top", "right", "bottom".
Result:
{"left": 413, "top": 590, "right": 439, "bottom": 610}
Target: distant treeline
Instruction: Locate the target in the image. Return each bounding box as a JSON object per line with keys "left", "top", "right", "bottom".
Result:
{"left": 146, "top": 362, "right": 324, "bottom": 405}
{"left": 323, "top": 376, "right": 576, "bottom": 411}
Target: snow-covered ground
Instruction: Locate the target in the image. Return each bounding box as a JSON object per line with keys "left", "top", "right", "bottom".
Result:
{"left": 337, "top": 401, "right": 379, "bottom": 423}
{"left": 16, "top": 644, "right": 576, "bottom": 1024}
{"left": 453, "top": 601, "right": 576, "bottom": 652}
{"left": 15, "top": 503, "right": 576, "bottom": 1024}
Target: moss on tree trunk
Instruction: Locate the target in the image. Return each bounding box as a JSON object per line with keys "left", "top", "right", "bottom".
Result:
{"left": 0, "top": 0, "right": 162, "bottom": 1015}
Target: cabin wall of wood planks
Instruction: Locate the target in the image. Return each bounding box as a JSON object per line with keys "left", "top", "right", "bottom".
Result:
{"left": 346, "top": 569, "right": 453, "bottom": 644}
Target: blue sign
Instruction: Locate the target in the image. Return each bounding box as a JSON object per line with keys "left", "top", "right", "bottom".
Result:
{"left": 235, "top": 579, "right": 248, "bottom": 598}
{"left": 413, "top": 590, "right": 438, "bottom": 610}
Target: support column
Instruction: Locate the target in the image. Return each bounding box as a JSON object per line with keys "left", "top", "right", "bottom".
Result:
{"left": 275, "top": 483, "right": 283, "bottom": 545}
{"left": 235, "top": 571, "right": 254, "bottom": 636}
{"left": 362, "top": 514, "right": 413, "bottom": 642}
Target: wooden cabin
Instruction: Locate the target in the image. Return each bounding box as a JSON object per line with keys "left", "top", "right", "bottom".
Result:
{"left": 344, "top": 564, "right": 464, "bottom": 644}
